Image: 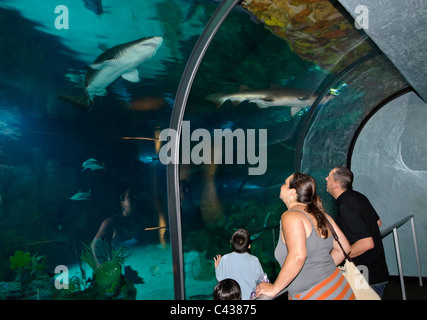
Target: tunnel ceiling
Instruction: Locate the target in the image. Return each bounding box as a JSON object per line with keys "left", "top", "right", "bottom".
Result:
{"left": 240, "top": 0, "right": 373, "bottom": 74}
{"left": 338, "top": 0, "right": 427, "bottom": 102}
{"left": 241, "top": 0, "right": 427, "bottom": 105}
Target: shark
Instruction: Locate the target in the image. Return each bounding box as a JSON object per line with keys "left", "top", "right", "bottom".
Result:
{"left": 81, "top": 158, "right": 105, "bottom": 171}
{"left": 69, "top": 189, "right": 91, "bottom": 201}
{"left": 60, "top": 36, "right": 163, "bottom": 110}
{"left": 206, "top": 85, "right": 333, "bottom": 117}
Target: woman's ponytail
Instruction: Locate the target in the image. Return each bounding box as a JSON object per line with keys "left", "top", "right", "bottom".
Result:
{"left": 290, "top": 173, "right": 329, "bottom": 238}
{"left": 307, "top": 194, "right": 328, "bottom": 238}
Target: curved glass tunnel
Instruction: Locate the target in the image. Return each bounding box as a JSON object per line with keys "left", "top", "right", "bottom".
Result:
{"left": 0, "top": 0, "right": 425, "bottom": 300}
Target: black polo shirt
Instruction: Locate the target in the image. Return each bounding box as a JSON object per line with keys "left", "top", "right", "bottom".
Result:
{"left": 336, "top": 189, "right": 389, "bottom": 284}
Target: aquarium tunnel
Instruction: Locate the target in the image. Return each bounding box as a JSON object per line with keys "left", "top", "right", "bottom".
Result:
{"left": 0, "top": 0, "right": 426, "bottom": 300}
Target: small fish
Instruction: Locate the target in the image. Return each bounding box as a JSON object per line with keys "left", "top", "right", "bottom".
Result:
{"left": 127, "top": 96, "right": 167, "bottom": 111}
{"left": 150, "top": 265, "right": 159, "bottom": 276}
{"left": 81, "top": 158, "right": 105, "bottom": 171}
{"left": 250, "top": 230, "right": 263, "bottom": 241}
{"left": 144, "top": 226, "right": 167, "bottom": 231}
{"left": 329, "top": 83, "right": 348, "bottom": 96}
{"left": 69, "top": 189, "right": 91, "bottom": 201}
{"left": 138, "top": 155, "right": 160, "bottom": 165}
{"left": 121, "top": 238, "right": 138, "bottom": 247}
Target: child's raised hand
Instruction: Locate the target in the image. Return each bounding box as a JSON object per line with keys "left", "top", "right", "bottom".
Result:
{"left": 213, "top": 254, "right": 222, "bottom": 268}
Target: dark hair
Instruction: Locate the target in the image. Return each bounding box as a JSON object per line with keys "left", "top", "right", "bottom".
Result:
{"left": 213, "top": 279, "right": 241, "bottom": 300}
{"left": 289, "top": 172, "right": 328, "bottom": 238}
{"left": 231, "top": 228, "right": 251, "bottom": 253}
{"left": 332, "top": 166, "right": 353, "bottom": 190}
{"left": 120, "top": 188, "right": 136, "bottom": 202}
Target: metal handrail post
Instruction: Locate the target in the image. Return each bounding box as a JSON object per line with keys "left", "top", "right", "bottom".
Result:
{"left": 410, "top": 217, "right": 423, "bottom": 287}
{"left": 393, "top": 228, "right": 406, "bottom": 300}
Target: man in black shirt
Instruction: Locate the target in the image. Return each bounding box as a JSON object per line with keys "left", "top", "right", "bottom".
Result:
{"left": 326, "top": 166, "right": 389, "bottom": 297}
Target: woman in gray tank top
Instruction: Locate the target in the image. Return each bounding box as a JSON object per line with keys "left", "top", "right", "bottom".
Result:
{"left": 255, "top": 172, "right": 355, "bottom": 300}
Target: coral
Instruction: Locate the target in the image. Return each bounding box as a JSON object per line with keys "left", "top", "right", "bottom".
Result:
{"left": 9, "top": 250, "right": 46, "bottom": 274}
{"left": 9, "top": 250, "right": 31, "bottom": 270}
{"left": 95, "top": 260, "right": 121, "bottom": 292}
{"left": 31, "top": 254, "right": 46, "bottom": 272}
{"left": 80, "top": 243, "right": 97, "bottom": 270}
{"left": 75, "top": 239, "right": 135, "bottom": 299}
{"left": 8, "top": 250, "right": 47, "bottom": 288}
{"left": 80, "top": 239, "right": 128, "bottom": 270}
{"left": 1, "top": 251, "right": 52, "bottom": 299}
{"left": 241, "top": 0, "right": 372, "bottom": 72}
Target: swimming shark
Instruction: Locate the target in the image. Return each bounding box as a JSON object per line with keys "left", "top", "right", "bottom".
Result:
{"left": 81, "top": 158, "right": 105, "bottom": 171}
{"left": 69, "top": 189, "right": 91, "bottom": 201}
{"left": 60, "top": 36, "right": 163, "bottom": 110}
{"left": 206, "top": 85, "right": 333, "bottom": 117}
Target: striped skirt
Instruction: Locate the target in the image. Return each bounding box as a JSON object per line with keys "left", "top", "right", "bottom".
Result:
{"left": 289, "top": 268, "right": 356, "bottom": 300}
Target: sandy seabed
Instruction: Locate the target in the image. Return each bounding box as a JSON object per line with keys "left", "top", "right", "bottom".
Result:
{"left": 69, "top": 243, "right": 217, "bottom": 300}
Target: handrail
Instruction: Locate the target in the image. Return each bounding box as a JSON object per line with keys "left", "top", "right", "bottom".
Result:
{"left": 380, "top": 214, "right": 414, "bottom": 238}
{"left": 381, "top": 215, "right": 423, "bottom": 300}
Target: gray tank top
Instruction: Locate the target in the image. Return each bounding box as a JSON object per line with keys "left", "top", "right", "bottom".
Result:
{"left": 274, "top": 209, "right": 336, "bottom": 296}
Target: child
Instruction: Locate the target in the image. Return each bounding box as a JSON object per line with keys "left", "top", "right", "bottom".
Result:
{"left": 213, "top": 278, "right": 241, "bottom": 300}
{"left": 214, "top": 228, "right": 265, "bottom": 300}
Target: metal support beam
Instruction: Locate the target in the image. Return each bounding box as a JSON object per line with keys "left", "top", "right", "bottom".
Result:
{"left": 166, "top": 0, "right": 241, "bottom": 300}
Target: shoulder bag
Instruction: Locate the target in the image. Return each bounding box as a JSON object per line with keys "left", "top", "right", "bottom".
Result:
{"left": 325, "top": 219, "right": 381, "bottom": 300}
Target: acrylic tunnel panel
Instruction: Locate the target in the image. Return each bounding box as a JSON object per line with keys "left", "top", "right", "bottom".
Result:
{"left": 351, "top": 91, "right": 427, "bottom": 278}
{"left": 300, "top": 53, "right": 409, "bottom": 214}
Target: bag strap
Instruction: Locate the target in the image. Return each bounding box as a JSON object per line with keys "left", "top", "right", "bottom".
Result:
{"left": 325, "top": 218, "right": 353, "bottom": 262}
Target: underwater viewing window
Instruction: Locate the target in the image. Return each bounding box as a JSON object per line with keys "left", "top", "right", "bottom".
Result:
{"left": 0, "top": 0, "right": 423, "bottom": 300}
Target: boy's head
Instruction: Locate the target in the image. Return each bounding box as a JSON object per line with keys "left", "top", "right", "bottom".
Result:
{"left": 231, "top": 228, "right": 251, "bottom": 253}
{"left": 213, "top": 278, "right": 241, "bottom": 300}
